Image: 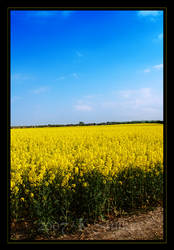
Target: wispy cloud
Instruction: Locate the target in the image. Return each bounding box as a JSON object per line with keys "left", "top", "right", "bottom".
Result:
{"left": 56, "top": 76, "right": 65, "bottom": 81}
{"left": 74, "top": 104, "right": 93, "bottom": 111}
{"left": 73, "top": 50, "right": 84, "bottom": 64}
{"left": 72, "top": 73, "right": 79, "bottom": 79}
{"left": 126, "top": 88, "right": 162, "bottom": 112}
{"left": 83, "top": 94, "right": 103, "bottom": 99}
{"left": 137, "top": 11, "right": 161, "bottom": 17}
{"left": 73, "top": 88, "right": 163, "bottom": 120}
{"left": 56, "top": 73, "right": 80, "bottom": 81}
{"left": 143, "top": 63, "right": 163, "bottom": 73}
{"left": 102, "top": 87, "right": 163, "bottom": 120}
{"left": 32, "top": 86, "right": 49, "bottom": 94}
{"left": 153, "top": 32, "right": 163, "bottom": 42}
{"left": 137, "top": 10, "right": 163, "bottom": 22}
{"left": 11, "top": 73, "right": 34, "bottom": 81}
{"left": 144, "top": 68, "right": 151, "bottom": 73}
{"left": 119, "top": 88, "right": 152, "bottom": 100}
{"left": 74, "top": 94, "right": 103, "bottom": 112}
{"left": 153, "top": 64, "right": 163, "bottom": 70}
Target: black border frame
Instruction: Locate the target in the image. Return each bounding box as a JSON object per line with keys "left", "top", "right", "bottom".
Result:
{"left": 4, "top": 5, "right": 167, "bottom": 245}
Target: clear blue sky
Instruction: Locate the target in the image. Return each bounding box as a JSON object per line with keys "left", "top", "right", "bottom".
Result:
{"left": 10, "top": 10, "right": 163, "bottom": 126}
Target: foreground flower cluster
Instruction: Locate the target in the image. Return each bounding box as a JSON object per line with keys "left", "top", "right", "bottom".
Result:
{"left": 10, "top": 124, "right": 163, "bottom": 227}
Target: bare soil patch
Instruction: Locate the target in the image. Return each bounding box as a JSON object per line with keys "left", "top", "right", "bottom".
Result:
{"left": 56, "top": 206, "right": 164, "bottom": 241}
{"left": 11, "top": 206, "right": 163, "bottom": 241}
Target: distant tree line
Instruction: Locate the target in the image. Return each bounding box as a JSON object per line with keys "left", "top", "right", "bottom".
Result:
{"left": 11, "top": 120, "right": 163, "bottom": 129}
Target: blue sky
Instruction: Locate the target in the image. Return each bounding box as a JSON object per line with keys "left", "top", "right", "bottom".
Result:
{"left": 10, "top": 10, "right": 163, "bottom": 126}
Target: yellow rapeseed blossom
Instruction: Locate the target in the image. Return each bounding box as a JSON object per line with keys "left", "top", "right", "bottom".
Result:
{"left": 30, "top": 193, "right": 34, "bottom": 198}
{"left": 83, "top": 182, "right": 89, "bottom": 188}
{"left": 75, "top": 167, "right": 79, "bottom": 175}
{"left": 10, "top": 123, "right": 163, "bottom": 218}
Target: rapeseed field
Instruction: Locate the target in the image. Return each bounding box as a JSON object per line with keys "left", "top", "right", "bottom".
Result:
{"left": 10, "top": 124, "right": 163, "bottom": 230}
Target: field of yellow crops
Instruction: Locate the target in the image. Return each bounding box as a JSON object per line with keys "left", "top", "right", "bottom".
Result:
{"left": 10, "top": 124, "right": 163, "bottom": 230}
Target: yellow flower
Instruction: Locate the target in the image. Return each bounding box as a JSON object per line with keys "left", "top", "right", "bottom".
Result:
{"left": 30, "top": 193, "right": 34, "bottom": 198}
{"left": 75, "top": 167, "right": 79, "bottom": 175}
{"left": 50, "top": 174, "right": 55, "bottom": 181}
{"left": 10, "top": 123, "right": 163, "bottom": 220}
{"left": 83, "top": 182, "right": 88, "bottom": 188}
{"left": 45, "top": 181, "right": 49, "bottom": 186}
{"left": 25, "top": 189, "right": 29, "bottom": 194}
{"left": 11, "top": 181, "right": 15, "bottom": 189}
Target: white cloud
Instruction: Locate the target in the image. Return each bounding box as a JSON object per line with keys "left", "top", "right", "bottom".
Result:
{"left": 137, "top": 11, "right": 162, "bottom": 22}
{"left": 56, "top": 76, "right": 65, "bottom": 81}
{"left": 55, "top": 72, "right": 80, "bottom": 81}
{"left": 101, "top": 87, "right": 163, "bottom": 120}
{"left": 119, "top": 88, "right": 152, "bottom": 101}
{"left": 74, "top": 104, "right": 92, "bottom": 111}
{"left": 144, "top": 68, "right": 151, "bottom": 73}
{"left": 142, "top": 64, "right": 163, "bottom": 73}
{"left": 32, "top": 86, "right": 49, "bottom": 94}
{"left": 119, "top": 90, "right": 132, "bottom": 99}
{"left": 83, "top": 94, "right": 103, "bottom": 99}
{"left": 153, "top": 64, "right": 163, "bottom": 70}
{"left": 137, "top": 11, "right": 161, "bottom": 17}
{"left": 120, "top": 88, "right": 163, "bottom": 117}
{"left": 153, "top": 33, "right": 163, "bottom": 42}
{"left": 73, "top": 88, "right": 163, "bottom": 121}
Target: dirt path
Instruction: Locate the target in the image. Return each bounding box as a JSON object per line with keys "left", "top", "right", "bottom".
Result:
{"left": 55, "top": 206, "right": 164, "bottom": 241}
{"left": 11, "top": 206, "right": 164, "bottom": 241}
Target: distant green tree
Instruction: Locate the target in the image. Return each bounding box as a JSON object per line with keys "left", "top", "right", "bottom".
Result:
{"left": 79, "top": 121, "right": 85, "bottom": 126}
